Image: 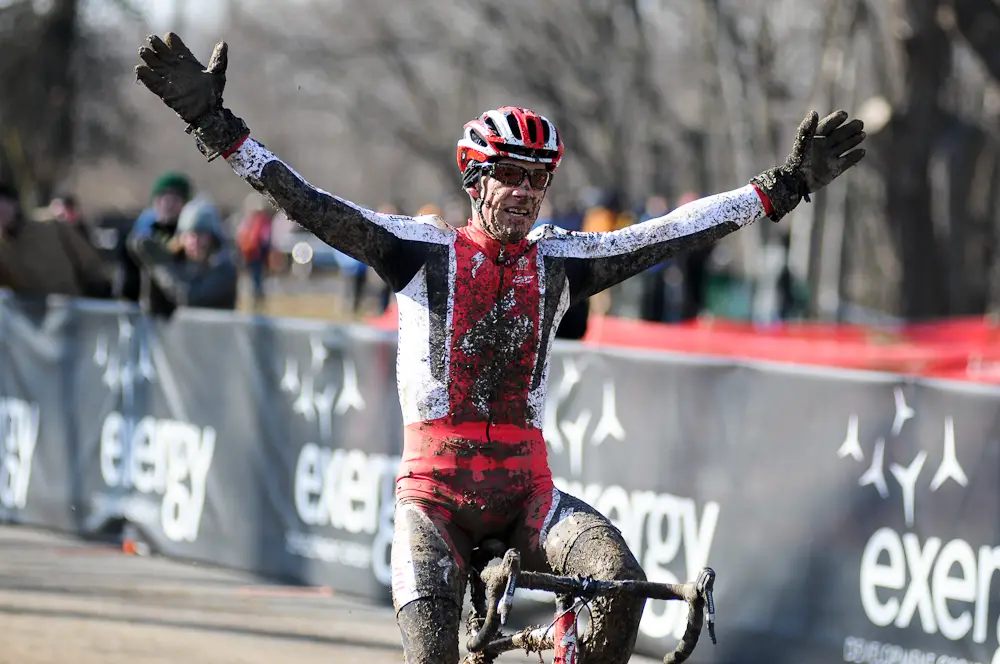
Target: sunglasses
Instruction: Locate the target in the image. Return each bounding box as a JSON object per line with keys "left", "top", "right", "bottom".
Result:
{"left": 486, "top": 163, "right": 554, "bottom": 190}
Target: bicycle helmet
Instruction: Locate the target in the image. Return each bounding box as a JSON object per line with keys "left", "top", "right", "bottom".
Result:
{"left": 457, "top": 106, "right": 564, "bottom": 189}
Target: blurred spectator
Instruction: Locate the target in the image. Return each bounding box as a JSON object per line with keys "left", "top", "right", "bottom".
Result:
{"left": 371, "top": 203, "right": 399, "bottom": 313}
{"left": 416, "top": 203, "right": 443, "bottom": 218}
{"left": 47, "top": 192, "right": 90, "bottom": 239}
{"left": 235, "top": 192, "right": 274, "bottom": 307}
{"left": 557, "top": 197, "right": 585, "bottom": 232}
{"left": 675, "top": 191, "right": 713, "bottom": 321}
{"left": 637, "top": 194, "right": 685, "bottom": 323}
{"left": 443, "top": 197, "right": 470, "bottom": 228}
{"left": 581, "top": 190, "right": 635, "bottom": 319}
{"left": 127, "top": 198, "right": 237, "bottom": 316}
{"left": 531, "top": 200, "right": 557, "bottom": 230}
{"left": 0, "top": 181, "right": 111, "bottom": 299}
{"left": 581, "top": 190, "right": 635, "bottom": 233}
{"left": 551, "top": 196, "right": 591, "bottom": 339}
{"left": 117, "top": 171, "right": 193, "bottom": 302}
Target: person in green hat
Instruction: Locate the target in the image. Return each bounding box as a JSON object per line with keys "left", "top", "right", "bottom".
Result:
{"left": 116, "top": 171, "right": 193, "bottom": 303}
{"left": 127, "top": 197, "right": 237, "bottom": 316}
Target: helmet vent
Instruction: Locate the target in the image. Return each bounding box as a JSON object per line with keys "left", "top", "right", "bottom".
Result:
{"left": 526, "top": 118, "right": 538, "bottom": 144}
{"left": 506, "top": 114, "right": 522, "bottom": 140}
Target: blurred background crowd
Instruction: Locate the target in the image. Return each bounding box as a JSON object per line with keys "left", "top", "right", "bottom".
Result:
{"left": 4, "top": 0, "right": 1000, "bottom": 332}
{"left": 0, "top": 169, "right": 752, "bottom": 335}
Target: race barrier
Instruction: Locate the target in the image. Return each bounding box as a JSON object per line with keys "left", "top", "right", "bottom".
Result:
{"left": 1, "top": 290, "right": 999, "bottom": 664}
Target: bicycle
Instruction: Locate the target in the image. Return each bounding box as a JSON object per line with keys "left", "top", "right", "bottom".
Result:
{"left": 461, "top": 538, "right": 717, "bottom": 664}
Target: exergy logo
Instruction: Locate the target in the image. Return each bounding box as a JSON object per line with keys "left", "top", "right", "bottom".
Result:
{"left": 543, "top": 356, "right": 720, "bottom": 642}
{"left": 98, "top": 413, "right": 215, "bottom": 543}
{"left": 0, "top": 397, "right": 40, "bottom": 511}
{"left": 284, "top": 334, "right": 399, "bottom": 585}
{"left": 838, "top": 387, "right": 998, "bottom": 664}
{"left": 94, "top": 315, "right": 215, "bottom": 543}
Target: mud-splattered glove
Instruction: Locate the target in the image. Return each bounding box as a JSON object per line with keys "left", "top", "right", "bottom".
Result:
{"left": 135, "top": 32, "right": 250, "bottom": 162}
{"left": 750, "top": 110, "right": 867, "bottom": 222}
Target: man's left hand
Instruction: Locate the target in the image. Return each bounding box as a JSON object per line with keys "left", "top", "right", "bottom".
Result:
{"left": 751, "top": 109, "right": 867, "bottom": 222}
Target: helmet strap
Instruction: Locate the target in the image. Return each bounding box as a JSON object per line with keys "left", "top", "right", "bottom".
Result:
{"left": 464, "top": 164, "right": 487, "bottom": 218}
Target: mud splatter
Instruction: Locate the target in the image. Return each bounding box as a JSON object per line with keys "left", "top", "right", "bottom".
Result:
{"left": 749, "top": 166, "right": 807, "bottom": 222}
{"left": 397, "top": 596, "right": 463, "bottom": 664}
{"left": 540, "top": 493, "right": 646, "bottom": 664}
{"left": 221, "top": 137, "right": 754, "bottom": 664}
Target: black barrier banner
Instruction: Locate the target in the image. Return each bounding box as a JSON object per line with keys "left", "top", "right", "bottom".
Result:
{"left": 0, "top": 295, "right": 81, "bottom": 532}
{"left": 252, "top": 319, "right": 401, "bottom": 602}
{"left": 67, "top": 305, "right": 403, "bottom": 603}
{"left": 2, "top": 291, "right": 1000, "bottom": 664}
{"left": 539, "top": 347, "right": 1000, "bottom": 664}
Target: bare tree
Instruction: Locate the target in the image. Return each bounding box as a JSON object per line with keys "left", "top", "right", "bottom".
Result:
{"left": 0, "top": 0, "right": 141, "bottom": 207}
{"left": 161, "top": 0, "right": 1000, "bottom": 320}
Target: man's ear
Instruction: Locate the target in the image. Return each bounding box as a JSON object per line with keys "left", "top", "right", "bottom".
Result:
{"left": 465, "top": 185, "right": 480, "bottom": 200}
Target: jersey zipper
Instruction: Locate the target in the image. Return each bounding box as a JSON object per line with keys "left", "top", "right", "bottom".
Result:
{"left": 485, "top": 247, "right": 509, "bottom": 444}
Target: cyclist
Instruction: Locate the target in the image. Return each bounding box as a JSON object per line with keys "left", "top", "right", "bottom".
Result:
{"left": 134, "top": 34, "right": 866, "bottom": 664}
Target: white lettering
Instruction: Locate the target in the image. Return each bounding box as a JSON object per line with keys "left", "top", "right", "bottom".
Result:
{"left": 974, "top": 546, "right": 1000, "bottom": 644}
{"left": 100, "top": 411, "right": 125, "bottom": 487}
{"left": 131, "top": 416, "right": 165, "bottom": 495}
{"left": 294, "top": 442, "right": 325, "bottom": 525}
{"left": 552, "top": 477, "right": 719, "bottom": 641}
{"left": 285, "top": 531, "right": 372, "bottom": 569}
{"left": 861, "top": 529, "right": 1000, "bottom": 648}
{"left": 291, "top": 444, "right": 399, "bottom": 578}
{"left": 640, "top": 492, "right": 685, "bottom": 640}
{"left": 896, "top": 533, "right": 941, "bottom": 633}
{"left": 0, "top": 398, "right": 40, "bottom": 510}
{"left": 842, "top": 637, "right": 953, "bottom": 664}
{"left": 861, "top": 528, "right": 907, "bottom": 626}
{"left": 160, "top": 422, "right": 215, "bottom": 543}
{"left": 330, "top": 449, "right": 379, "bottom": 534}
{"left": 98, "top": 412, "right": 216, "bottom": 543}
{"left": 371, "top": 454, "right": 398, "bottom": 586}
{"left": 933, "top": 539, "right": 977, "bottom": 640}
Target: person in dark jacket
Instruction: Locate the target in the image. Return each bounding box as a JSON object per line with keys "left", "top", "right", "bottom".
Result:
{"left": 127, "top": 197, "right": 237, "bottom": 316}
{"left": 0, "top": 181, "right": 111, "bottom": 298}
{"left": 117, "top": 171, "right": 193, "bottom": 302}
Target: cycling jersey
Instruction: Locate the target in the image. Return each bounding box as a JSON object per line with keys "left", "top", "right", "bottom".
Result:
{"left": 225, "top": 138, "right": 768, "bottom": 512}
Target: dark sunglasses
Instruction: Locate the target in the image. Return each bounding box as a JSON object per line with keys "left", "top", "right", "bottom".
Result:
{"left": 486, "top": 163, "right": 553, "bottom": 190}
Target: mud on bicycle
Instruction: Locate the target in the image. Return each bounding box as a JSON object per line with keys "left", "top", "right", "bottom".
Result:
{"left": 460, "top": 538, "right": 717, "bottom": 664}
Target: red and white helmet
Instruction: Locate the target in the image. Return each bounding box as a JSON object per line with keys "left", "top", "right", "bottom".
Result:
{"left": 457, "top": 106, "right": 564, "bottom": 178}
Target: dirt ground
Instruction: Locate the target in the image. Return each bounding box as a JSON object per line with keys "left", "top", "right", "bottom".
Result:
{"left": 0, "top": 526, "right": 663, "bottom": 664}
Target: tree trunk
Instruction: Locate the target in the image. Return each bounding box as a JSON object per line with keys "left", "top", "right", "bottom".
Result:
{"left": 35, "top": 0, "right": 79, "bottom": 201}
{"left": 886, "top": 0, "right": 952, "bottom": 319}
{"left": 950, "top": 0, "right": 1000, "bottom": 81}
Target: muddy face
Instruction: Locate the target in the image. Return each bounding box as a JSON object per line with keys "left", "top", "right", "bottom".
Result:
{"left": 470, "top": 159, "right": 550, "bottom": 244}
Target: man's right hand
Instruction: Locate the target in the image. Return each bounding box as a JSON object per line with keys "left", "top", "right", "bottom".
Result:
{"left": 135, "top": 33, "right": 249, "bottom": 161}
{"left": 136, "top": 32, "right": 227, "bottom": 125}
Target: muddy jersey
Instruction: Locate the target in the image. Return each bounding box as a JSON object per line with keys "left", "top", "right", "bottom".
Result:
{"left": 225, "top": 137, "right": 768, "bottom": 512}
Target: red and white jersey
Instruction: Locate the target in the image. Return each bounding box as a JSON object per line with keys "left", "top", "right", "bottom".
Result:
{"left": 227, "top": 138, "right": 767, "bottom": 509}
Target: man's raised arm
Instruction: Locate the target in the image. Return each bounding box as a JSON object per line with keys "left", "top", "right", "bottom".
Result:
{"left": 536, "top": 185, "right": 767, "bottom": 302}
{"left": 133, "top": 33, "right": 450, "bottom": 290}
{"left": 537, "top": 110, "right": 867, "bottom": 303}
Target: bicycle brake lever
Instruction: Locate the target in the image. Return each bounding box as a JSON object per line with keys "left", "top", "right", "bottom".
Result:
{"left": 698, "top": 568, "right": 717, "bottom": 645}
{"left": 498, "top": 551, "right": 520, "bottom": 625}
{"left": 499, "top": 571, "right": 517, "bottom": 625}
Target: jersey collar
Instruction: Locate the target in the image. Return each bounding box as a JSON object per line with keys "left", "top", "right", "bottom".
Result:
{"left": 462, "top": 222, "right": 530, "bottom": 261}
